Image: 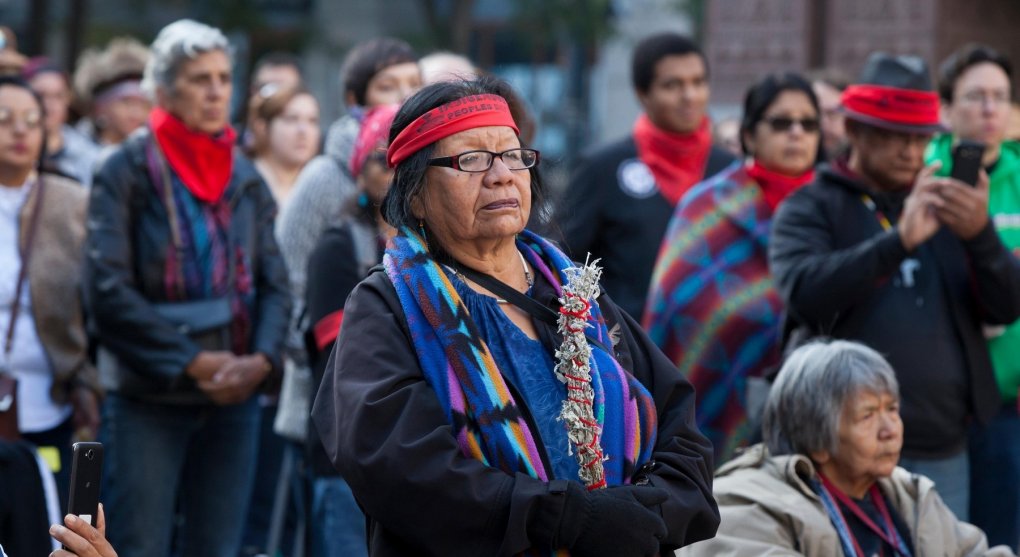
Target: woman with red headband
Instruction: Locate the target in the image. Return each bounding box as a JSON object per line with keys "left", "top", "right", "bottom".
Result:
{"left": 312, "top": 77, "right": 719, "bottom": 556}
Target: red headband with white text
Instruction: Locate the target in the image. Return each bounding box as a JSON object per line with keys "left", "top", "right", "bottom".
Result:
{"left": 386, "top": 94, "right": 519, "bottom": 168}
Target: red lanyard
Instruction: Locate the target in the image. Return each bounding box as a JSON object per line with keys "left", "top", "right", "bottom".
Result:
{"left": 819, "top": 473, "right": 908, "bottom": 556}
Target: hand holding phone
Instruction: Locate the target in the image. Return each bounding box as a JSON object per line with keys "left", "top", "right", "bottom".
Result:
{"left": 934, "top": 140, "right": 991, "bottom": 240}
{"left": 50, "top": 504, "right": 117, "bottom": 557}
{"left": 950, "top": 140, "right": 985, "bottom": 187}
{"left": 67, "top": 442, "right": 103, "bottom": 528}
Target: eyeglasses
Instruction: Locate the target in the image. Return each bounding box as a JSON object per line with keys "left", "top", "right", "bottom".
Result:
{"left": 428, "top": 148, "right": 540, "bottom": 172}
{"left": 958, "top": 90, "right": 1011, "bottom": 107}
{"left": 763, "top": 116, "right": 820, "bottom": 133}
{"left": 0, "top": 107, "right": 42, "bottom": 130}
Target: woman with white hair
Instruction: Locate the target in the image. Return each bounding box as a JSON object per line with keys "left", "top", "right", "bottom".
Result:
{"left": 84, "top": 19, "right": 290, "bottom": 557}
{"left": 679, "top": 340, "right": 1015, "bottom": 556}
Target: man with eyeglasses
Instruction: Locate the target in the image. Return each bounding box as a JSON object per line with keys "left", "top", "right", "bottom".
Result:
{"left": 926, "top": 43, "right": 1020, "bottom": 551}
{"left": 554, "top": 32, "right": 734, "bottom": 323}
{"left": 770, "top": 52, "right": 1020, "bottom": 523}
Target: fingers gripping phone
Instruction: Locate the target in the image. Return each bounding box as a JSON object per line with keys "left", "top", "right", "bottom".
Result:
{"left": 951, "top": 140, "right": 986, "bottom": 187}
{"left": 67, "top": 442, "right": 103, "bottom": 528}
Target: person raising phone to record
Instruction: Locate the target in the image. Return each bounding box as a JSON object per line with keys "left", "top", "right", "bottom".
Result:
{"left": 925, "top": 43, "right": 1020, "bottom": 552}
{"left": 770, "top": 51, "right": 1020, "bottom": 523}
{"left": 48, "top": 504, "right": 116, "bottom": 557}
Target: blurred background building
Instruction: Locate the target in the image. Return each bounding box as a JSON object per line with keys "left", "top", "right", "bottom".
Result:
{"left": 2, "top": 0, "right": 1017, "bottom": 192}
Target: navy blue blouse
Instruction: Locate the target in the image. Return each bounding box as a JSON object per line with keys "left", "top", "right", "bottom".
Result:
{"left": 450, "top": 276, "right": 581, "bottom": 482}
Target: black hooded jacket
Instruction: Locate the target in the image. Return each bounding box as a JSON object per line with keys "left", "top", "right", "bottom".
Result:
{"left": 769, "top": 164, "right": 1020, "bottom": 457}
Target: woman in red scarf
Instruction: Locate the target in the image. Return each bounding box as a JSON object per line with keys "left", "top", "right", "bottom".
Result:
{"left": 83, "top": 19, "right": 290, "bottom": 557}
{"left": 644, "top": 73, "right": 821, "bottom": 465}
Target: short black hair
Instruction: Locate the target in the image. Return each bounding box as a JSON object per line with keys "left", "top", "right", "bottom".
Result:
{"left": 938, "top": 43, "right": 1013, "bottom": 103}
{"left": 631, "top": 32, "right": 706, "bottom": 94}
{"left": 252, "top": 51, "right": 303, "bottom": 82}
{"left": 342, "top": 37, "right": 418, "bottom": 107}
{"left": 383, "top": 76, "right": 544, "bottom": 240}
{"left": 740, "top": 72, "right": 822, "bottom": 165}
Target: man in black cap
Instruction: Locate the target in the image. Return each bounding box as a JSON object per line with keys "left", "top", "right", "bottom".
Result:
{"left": 769, "top": 52, "right": 1020, "bottom": 520}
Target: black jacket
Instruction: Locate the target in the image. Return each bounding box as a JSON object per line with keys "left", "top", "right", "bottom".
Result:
{"left": 85, "top": 128, "right": 291, "bottom": 402}
{"left": 554, "top": 135, "right": 733, "bottom": 322}
{"left": 0, "top": 441, "right": 52, "bottom": 557}
{"left": 769, "top": 165, "right": 1020, "bottom": 456}
{"left": 311, "top": 267, "right": 719, "bottom": 556}
{"left": 305, "top": 218, "right": 383, "bottom": 477}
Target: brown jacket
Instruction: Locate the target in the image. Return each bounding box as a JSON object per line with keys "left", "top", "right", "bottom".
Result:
{"left": 676, "top": 444, "right": 1014, "bottom": 557}
{"left": 18, "top": 173, "right": 98, "bottom": 403}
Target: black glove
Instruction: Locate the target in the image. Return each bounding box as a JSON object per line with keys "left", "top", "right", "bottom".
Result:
{"left": 557, "top": 482, "right": 668, "bottom": 557}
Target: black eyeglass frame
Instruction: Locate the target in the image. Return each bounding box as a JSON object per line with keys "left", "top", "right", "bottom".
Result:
{"left": 427, "top": 148, "right": 541, "bottom": 172}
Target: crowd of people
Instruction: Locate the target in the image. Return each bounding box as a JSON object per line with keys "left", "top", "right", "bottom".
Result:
{"left": 0, "top": 13, "right": 1019, "bottom": 557}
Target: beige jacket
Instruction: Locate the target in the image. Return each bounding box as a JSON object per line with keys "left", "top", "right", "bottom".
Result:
{"left": 677, "top": 444, "right": 1014, "bottom": 557}
{"left": 18, "top": 173, "right": 98, "bottom": 403}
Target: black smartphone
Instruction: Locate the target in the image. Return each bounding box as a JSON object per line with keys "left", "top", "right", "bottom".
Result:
{"left": 66, "top": 441, "right": 103, "bottom": 528}
{"left": 950, "top": 140, "right": 986, "bottom": 187}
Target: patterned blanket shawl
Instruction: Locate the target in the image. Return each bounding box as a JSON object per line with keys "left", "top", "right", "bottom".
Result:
{"left": 383, "top": 227, "right": 657, "bottom": 487}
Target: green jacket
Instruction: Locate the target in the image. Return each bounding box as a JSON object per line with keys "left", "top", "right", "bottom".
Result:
{"left": 927, "top": 134, "right": 1020, "bottom": 402}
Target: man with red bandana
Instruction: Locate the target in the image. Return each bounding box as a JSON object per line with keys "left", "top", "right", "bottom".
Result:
{"left": 770, "top": 52, "right": 1020, "bottom": 521}
{"left": 555, "top": 32, "right": 734, "bottom": 322}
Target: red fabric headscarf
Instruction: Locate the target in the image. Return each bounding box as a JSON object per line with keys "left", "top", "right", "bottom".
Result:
{"left": 149, "top": 107, "right": 236, "bottom": 203}
{"left": 632, "top": 114, "right": 712, "bottom": 206}
{"left": 745, "top": 160, "right": 815, "bottom": 212}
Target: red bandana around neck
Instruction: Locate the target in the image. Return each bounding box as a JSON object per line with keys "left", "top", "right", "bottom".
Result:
{"left": 632, "top": 114, "right": 712, "bottom": 206}
{"left": 149, "top": 107, "right": 236, "bottom": 203}
{"left": 746, "top": 160, "right": 815, "bottom": 212}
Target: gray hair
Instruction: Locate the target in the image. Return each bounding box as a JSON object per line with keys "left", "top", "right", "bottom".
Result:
{"left": 762, "top": 339, "right": 899, "bottom": 458}
{"left": 419, "top": 51, "right": 478, "bottom": 85}
{"left": 141, "top": 19, "right": 231, "bottom": 98}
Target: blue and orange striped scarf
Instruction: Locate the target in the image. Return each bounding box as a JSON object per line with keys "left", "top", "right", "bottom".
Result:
{"left": 384, "top": 227, "right": 658, "bottom": 490}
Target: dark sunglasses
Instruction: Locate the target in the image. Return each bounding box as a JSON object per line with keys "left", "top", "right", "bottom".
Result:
{"left": 763, "top": 116, "right": 820, "bottom": 133}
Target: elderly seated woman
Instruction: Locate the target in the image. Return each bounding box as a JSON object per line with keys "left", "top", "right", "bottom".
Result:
{"left": 678, "top": 339, "right": 1015, "bottom": 557}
